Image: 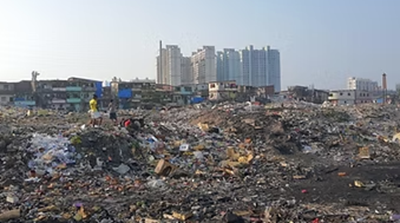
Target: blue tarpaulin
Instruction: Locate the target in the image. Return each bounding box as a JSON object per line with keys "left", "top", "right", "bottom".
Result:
{"left": 14, "top": 98, "right": 26, "bottom": 101}
{"left": 118, "top": 89, "right": 132, "bottom": 99}
{"left": 191, "top": 97, "right": 204, "bottom": 104}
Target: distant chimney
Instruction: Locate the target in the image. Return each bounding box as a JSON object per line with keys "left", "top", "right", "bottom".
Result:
{"left": 382, "top": 73, "right": 387, "bottom": 90}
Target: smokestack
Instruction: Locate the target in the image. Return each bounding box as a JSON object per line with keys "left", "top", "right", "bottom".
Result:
{"left": 382, "top": 73, "right": 387, "bottom": 104}
{"left": 159, "top": 40, "right": 163, "bottom": 84}
{"left": 382, "top": 73, "right": 387, "bottom": 90}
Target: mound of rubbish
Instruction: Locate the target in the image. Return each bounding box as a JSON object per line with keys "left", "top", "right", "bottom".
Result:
{"left": 70, "top": 129, "right": 137, "bottom": 170}
{"left": 3, "top": 104, "right": 400, "bottom": 222}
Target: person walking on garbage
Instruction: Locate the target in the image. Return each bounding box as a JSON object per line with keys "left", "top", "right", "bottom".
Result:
{"left": 108, "top": 99, "right": 118, "bottom": 125}
{"left": 89, "top": 94, "right": 102, "bottom": 127}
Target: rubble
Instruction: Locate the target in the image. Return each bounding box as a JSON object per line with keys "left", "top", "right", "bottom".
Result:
{"left": 1, "top": 103, "right": 400, "bottom": 222}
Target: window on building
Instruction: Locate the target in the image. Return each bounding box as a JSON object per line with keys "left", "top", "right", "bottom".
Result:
{"left": 340, "top": 92, "right": 343, "bottom": 96}
{"left": 1, "top": 97, "right": 6, "bottom": 102}
{"left": 210, "top": 84, "right": 216, "bottom": 88}
{"left": 344, "top": 101, "right": 347, "bottom": 104}
{"left": 367, "top": 93, "right": 369, "bottom": 97}
{"left": 3, "top": 85, "right": 9, "bottom": 90}
{"left": 348, "top": 93, "right": 351, "bottom": 96}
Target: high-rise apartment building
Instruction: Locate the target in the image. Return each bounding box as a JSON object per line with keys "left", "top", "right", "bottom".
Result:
{"left": 268, "top": 47, "right": 281, "bottom": 92}
{"left": 347, "top": 77, "right": 378, "bottom": 92}
{"left": 216, "top": 49, "right": 241, "bottom": 82}
{"left": 240, "top": 45, "right": 269, "bottom": 87}
{"left": 191, "top": 46, "right": 216, "bottom": 84}
{"left": 156, "top": 43, "right": 281, "bottom": 91}
{"left": 181, "top": 57, "right": 192, "bottom": 85}
{"left": 157, "top": 45, "right": 182, "bottom": 86}
{"left": 217, "top": 45, "right": 281, "bottom": 92}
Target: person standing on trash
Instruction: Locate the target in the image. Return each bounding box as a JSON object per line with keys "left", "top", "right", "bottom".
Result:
{"left": 108, "top": 99, "right": 118, "bottom": 125}
{"left": 89, "top": 94, "right": 102, "bottom": 127}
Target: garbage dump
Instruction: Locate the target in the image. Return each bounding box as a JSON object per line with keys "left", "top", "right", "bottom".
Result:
{"left": 1, "top": 103, "right": 400, "bottom": 222}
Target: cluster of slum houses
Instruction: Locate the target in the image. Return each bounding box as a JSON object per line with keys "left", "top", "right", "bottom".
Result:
{"left": 279, "top": 85, "right": 396, "bottom": 105}
{"left": 0, "top": 77, "right": 393, "bottom": 111}
{"left": 0, "top": 78, "right": 276, "bottom": 111}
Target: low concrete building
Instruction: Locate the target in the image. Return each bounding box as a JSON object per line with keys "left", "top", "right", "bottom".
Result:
{"left": 111, "top": 78, "right": 156, "bottom": 109}
{"left": 236, "top": 85, "right": 275, "bottom": 102}
{"left": 355, "top": 91, "right": 373, "bottom": 104}
{"left": 208, "top": 81, "right": 237, "bottom": 101}
{"left": 173, "top": 86, "right": 193, "bottom": 105}
{"left": 0, "top": 82, "right": 15, "bottom": 105}
{"left": 329, "top": 90, "right": 375, "bottom": 106}
{"left": 328, "top": 90, "right": 356, "bottom": 105}
{"left": 278, "top": 86, "right": 328, "bottom": 104}
{"left": 14, "top": 81, "right": 35, "bottom": 107}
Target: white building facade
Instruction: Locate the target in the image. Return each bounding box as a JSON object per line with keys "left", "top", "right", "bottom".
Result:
{"left": 216, "top": 49, "right": 241, "bottom": 82}
{"left": 157, "top": 44, "right": 280, "bottom": 91}
{"left": 191, "top": 46, "right": 217, "bottom": 84}
{"left": 347, "top": 77, "right": 378, "bottom": 92}
{"left": 328, "top": 89, "right": 373, "bottom": 106}
{"left": 181, "top": 57, "right": 192, "bottom": 85}
{"left": 241, "top": 45, "right": 269, "bottom": 87}
{"left": 217, "top": 45, "right": 281, "bottom": 92}
{"left": 328, "top": 90, "right": 356, "bottom": 106}
{"left": 268, "top": 47, "right": 281, "bottom": 92}
{"left": 157, "top": 45, "right": 183, "bottom": 86}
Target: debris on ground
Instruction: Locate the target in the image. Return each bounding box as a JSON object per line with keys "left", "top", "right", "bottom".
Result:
{"left": 1, "top": 103, "right": 400, "bottom": 222}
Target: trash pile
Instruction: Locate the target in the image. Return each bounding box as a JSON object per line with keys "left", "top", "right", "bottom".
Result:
{"left": 1, "top": 104, "right": 400, "bottom": 222}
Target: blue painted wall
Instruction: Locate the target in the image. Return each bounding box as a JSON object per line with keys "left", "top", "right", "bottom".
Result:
{"left": 118, "top": 89, "right": 132, "bottom": 98}
{"left": 95, "top": 82, "right": 103, "bottom": 98}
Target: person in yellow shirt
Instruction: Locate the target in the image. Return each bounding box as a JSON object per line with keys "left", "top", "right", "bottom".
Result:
{"left": 89, "top": 94, "right": 102, "bottom": 127}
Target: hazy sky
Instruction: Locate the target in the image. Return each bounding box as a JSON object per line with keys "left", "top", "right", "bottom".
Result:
{"left": 1, "top": 0, "right": 399, "bottom": 89}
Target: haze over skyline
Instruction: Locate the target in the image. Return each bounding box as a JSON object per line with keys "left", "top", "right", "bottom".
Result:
{"left": 1, "top": 0, "right": 399, "bottom": 89}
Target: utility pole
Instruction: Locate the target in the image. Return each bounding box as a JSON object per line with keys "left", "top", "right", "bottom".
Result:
{"left": 382, "top": 73, "right": 387, "bottom": 104}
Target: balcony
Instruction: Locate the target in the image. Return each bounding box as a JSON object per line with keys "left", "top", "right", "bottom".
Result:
{"left": 14, "top": 100, "right": 36, "bottom": 106}
{"left": 0, "top": 90, "right": 15, "bottom": 95}
{"left": 53, "top": 87, "right": 66, "bottom": 92}
{"left": 66, "top": 86, "right": 82, "bottom": 91}
{"left": 52, "top": 99, "right": 67, "bottom": 104}
{"left": 83, "top": 86, "right": 96, "bottom": 91}
{"left": 67, "top": 98, "right": 81, "bottom": 103}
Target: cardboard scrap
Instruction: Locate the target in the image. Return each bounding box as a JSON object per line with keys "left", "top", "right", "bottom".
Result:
{"left": 358, "top": 146, "right": 370, "bottom": 159}
{"left": 172, "top": 211, "right": 193, "bottom": 221}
